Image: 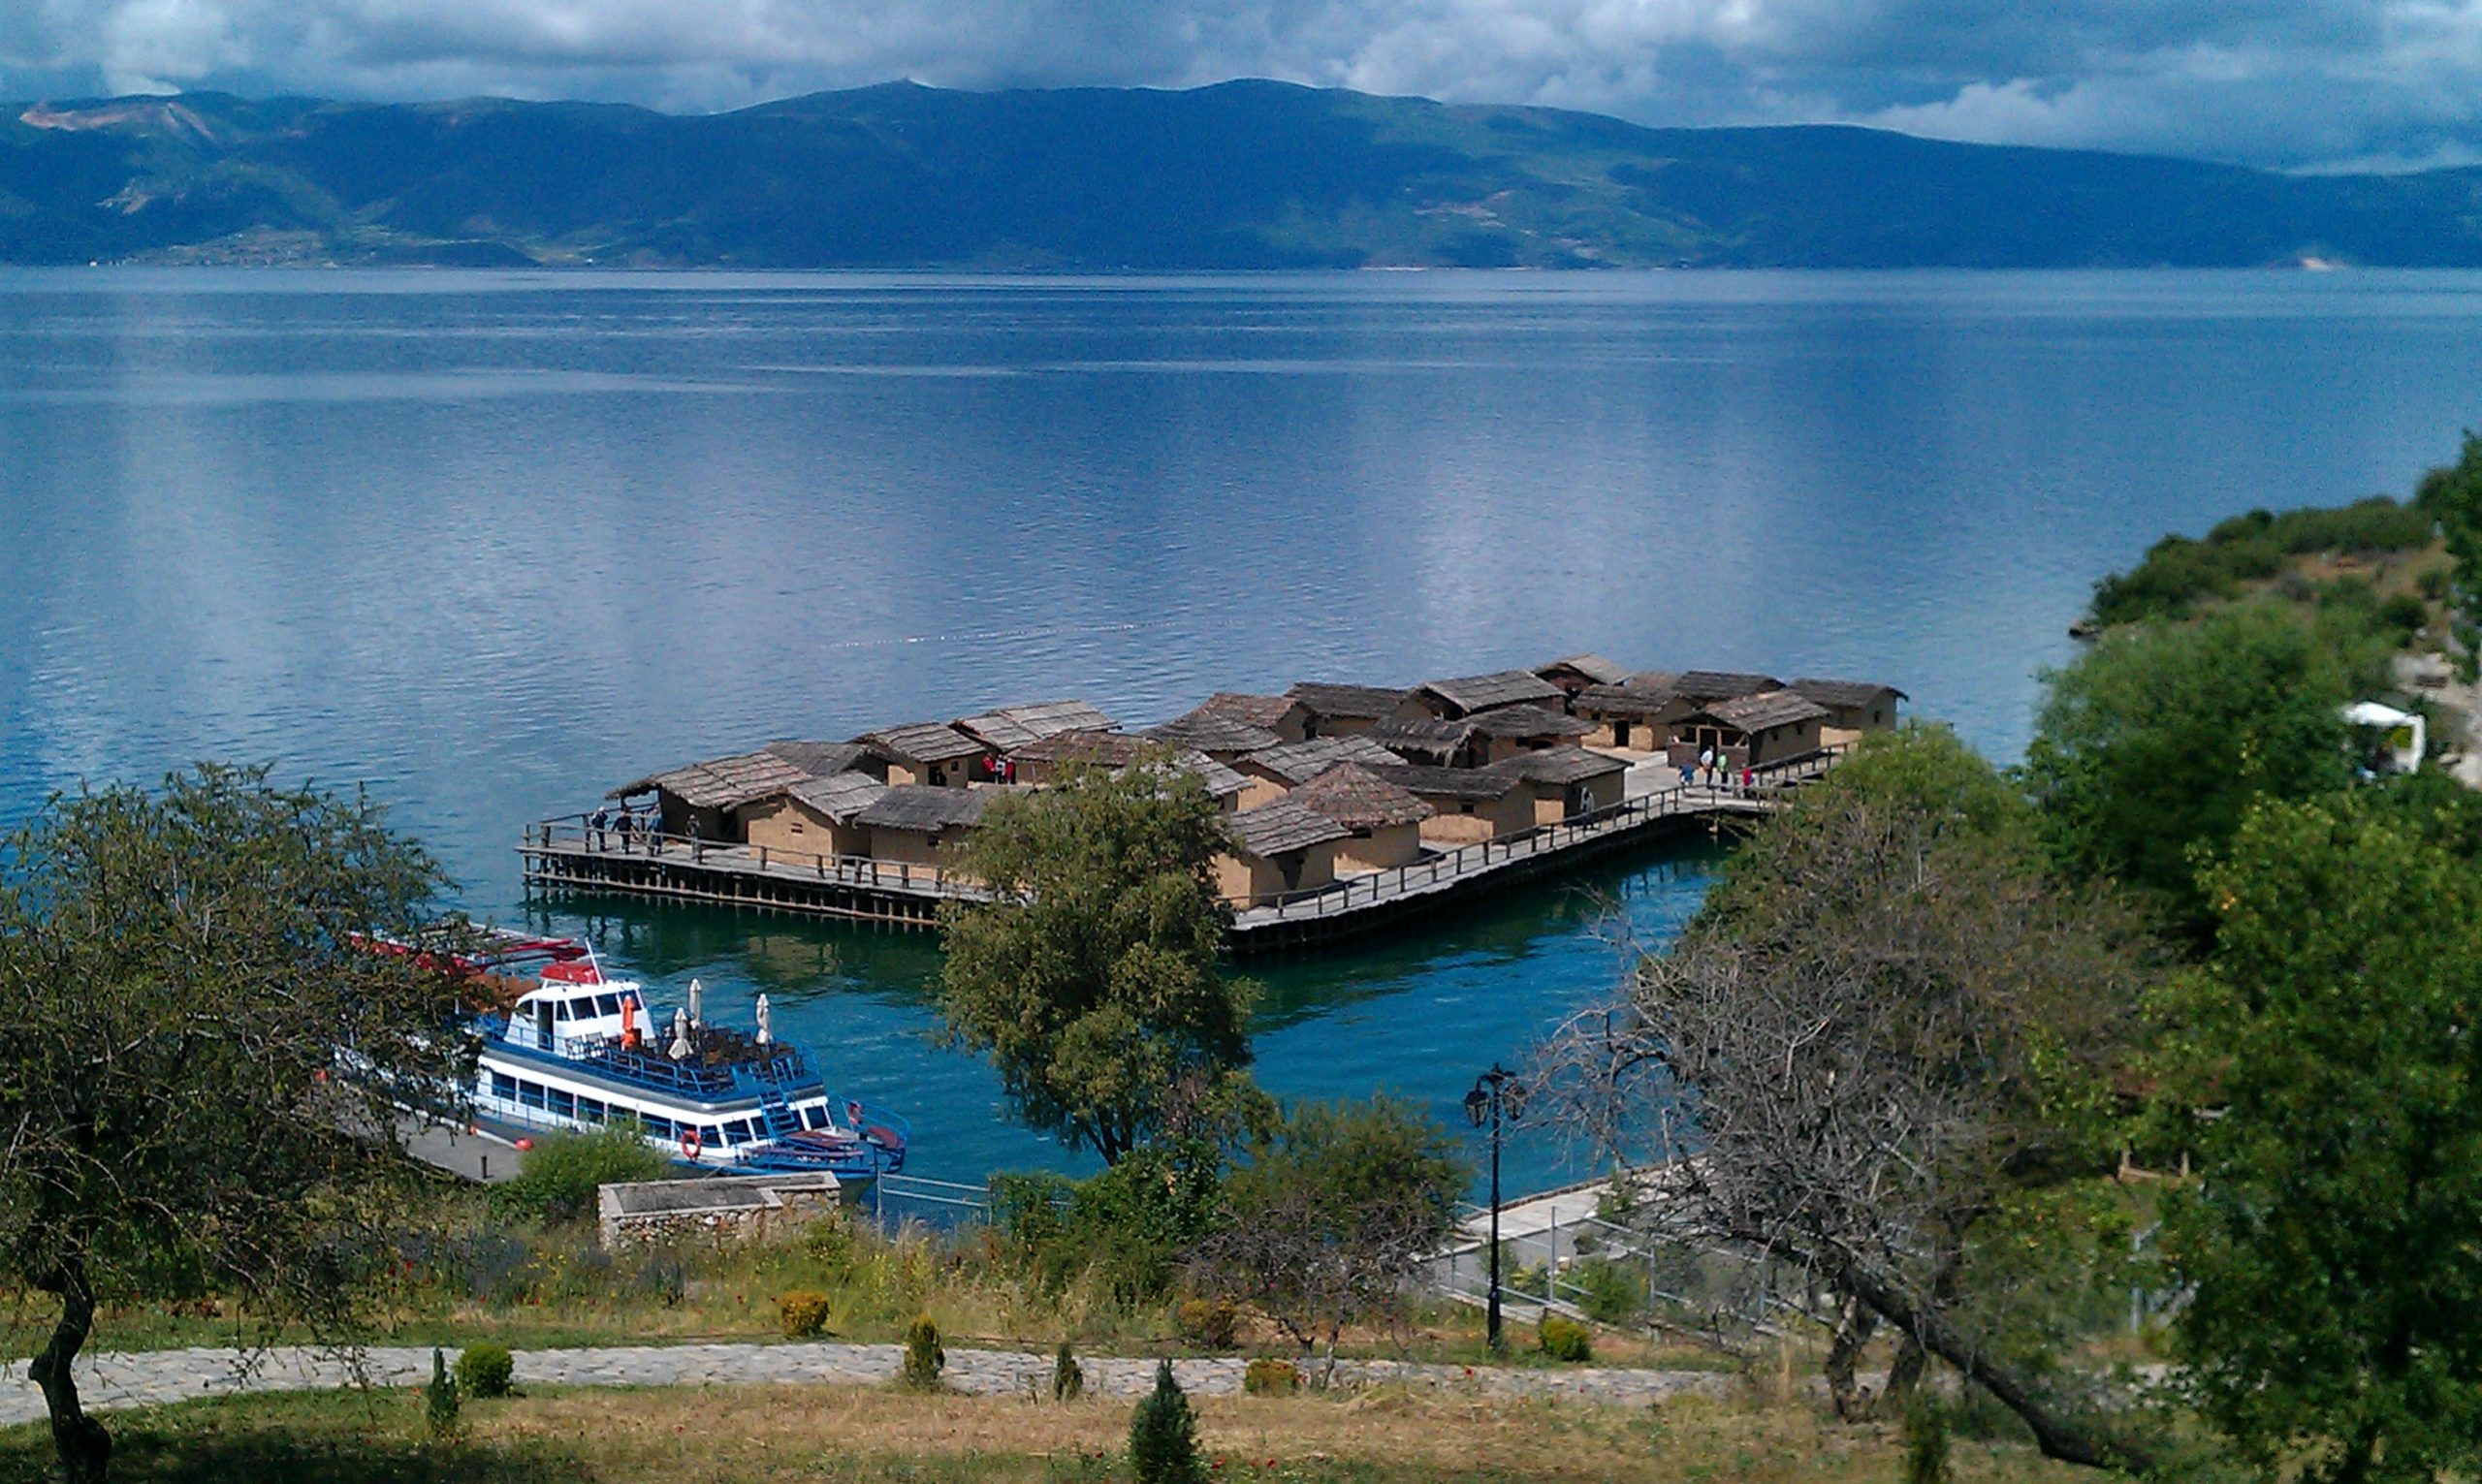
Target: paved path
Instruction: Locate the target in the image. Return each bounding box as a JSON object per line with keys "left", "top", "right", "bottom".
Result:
{"left": 1, "top": 1341, "right": 1732, "bottom": 1428}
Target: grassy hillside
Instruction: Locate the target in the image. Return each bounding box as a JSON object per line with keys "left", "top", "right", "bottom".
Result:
{"left": 9, "top": 81, "right": 2482, "bottom": 268}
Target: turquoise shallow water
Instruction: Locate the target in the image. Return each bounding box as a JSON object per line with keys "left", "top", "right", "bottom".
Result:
{"left": 8, "top": 267, "right": 2482, "bottom": 1191}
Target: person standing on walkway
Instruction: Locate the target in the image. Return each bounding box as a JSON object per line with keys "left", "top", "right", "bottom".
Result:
{"left": 1698, "top": 745, "right": 1715, "bottom": 788}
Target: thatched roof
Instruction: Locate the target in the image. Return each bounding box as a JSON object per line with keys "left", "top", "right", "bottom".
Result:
{"left": 1286, "top": 681, "right": 1410, "bottom": 720}
{"left": 1416, "top": 669, "right": 1564, "bottom": 716}
{"left": 1145, "top": 708, "right": 1285, "bottom": 755}
{"left": 1168, "top": 750, "right": 1251, "bottom": 800}
{"left": 1372, "top": 762, "right": 1527, "bottom": 802}
{"left": 1243, "top": 736, "right": 1408, "bottom": 785}
{"left": 1468, "top": 704, "right": 1593, "bottom": 741}
{"left": 1010, "top": 731, "right": 1151, "bottom": 767}
{"left": 1536, "top": 653, "right": 1633, "bottom": 686}
{"left": 787, "top": 772, "right": 887, "bottom": 823}
{"left": 610, "top": 749, "right": 810, "bottom": 808}
{"left": 1290, "top": 763, "right": 1434, "bottom": 829}
{"left": 1573, "top": 683, "right": 1679, "bottom": 718}
{"left": 855, "top": 785, "right": 990, "bottom": 833}
{"left": 1368, "top": 716, "right": 1477, "bottom": 758}
{"left": 1704, "top": 690, "right": 1831, "bottom": 734}
{"left": 1789, "top": 678, "right": 1910, "bottom": 709}
{"left": 1197, "top": 692, "right": 1305, "bottom": 731}
{"left": 1672, "top": 671, "right": 1784, "bottom": 704}
{"left": 1498, "top": 746, "right": 1632, "bottom": 786}
{"left": 858, "top": 722, "right": 987, "bottom": 767}
{"left": 953, "top": 700, "right": 1115, "bottom": 753}
{"left": 1227, "top": 798, "right": 1352, "bottom": 858}
{"left": 764, "top": 740, "right": 870, "bottom": 777}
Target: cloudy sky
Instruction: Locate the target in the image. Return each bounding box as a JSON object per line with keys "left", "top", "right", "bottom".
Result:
{"left": 4, "top": 0, "right": 2480, "bottom": 173}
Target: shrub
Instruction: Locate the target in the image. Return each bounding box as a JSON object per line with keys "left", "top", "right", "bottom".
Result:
{"left": 779, "top": 1289, "right": 832, "bottom": 1340}
{"left": 1243, "top": 1357, "right": 1300, "bottom": 1396}
{"left": 804, "top": 1213, "right": 858, "bottom": 1279}
{"left": 1175, "top": 1296, "right": 1240, "bottom": 1349}
{"left": 900, "top": 1314, "right": 944, "bottom": 1390}
{"left": 455, "top": 1342, "right": 514, "bottom": 1399}
{"left": 1568, "top": 1258, "right": 1646, "bottom": 1325}
{"left": 1129, "top": 1359, "right": 1206, "bottom": 1484}
{"left": 424, "top": 1347, "right": 461, "bottom": 1439}
{"left": 489, "top": 1122, "right": 669, "bottom": 1226}
{"left": 2380, "top": 591, "right": 2432, "bottom": 638}
{"left": 1537, "top": 1314, "right": 1592, "bottom": 1363}
{"left": 1902, "top": 1395, "right": 1953, "bottom": 1484}
{"left": 1052, "top": 1341, "right": 1085, "bottom": 1402}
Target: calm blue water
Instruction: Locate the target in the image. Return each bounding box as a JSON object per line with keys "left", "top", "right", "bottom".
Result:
{"left": 7, "top": 267, "right": 2482, "bottom": 1192}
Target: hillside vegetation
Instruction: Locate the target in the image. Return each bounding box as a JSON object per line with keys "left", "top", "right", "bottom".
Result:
{"left": 10, "top": 82, "right": 2482, "bottom": 268}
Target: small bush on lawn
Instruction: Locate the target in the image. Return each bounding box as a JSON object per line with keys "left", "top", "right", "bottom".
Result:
{"left": 1537, "top": 1314, "right": 1592, "bottom": 1363}
{"left": 900, "top": 1314, "right": 945, "bottom": 1389}
{"left": 1174, "top": 1296, "right": 1240, "bottom": 1349}
{"left": 1129, "top": 1359, "right": 1205, "bottom": 1484}
{"left": 1053, "top": 1342, "right": 1085, "bottom": 1401}
{"left": 490, "top": 1122, "right": 668, "bottom": 1226}
{"left": 1568, "top": 1257, "right": 1646, "bottom": 1325}
{"left": 1243, "top": 1357, "right": 1300, "bottom": 1396}
{"left": 455, "top": 1342, "right": 515, "bottom": 1399}
{"left": 779, "top": 1289, "right": 832, "bottom": 1339}
{"left": 424, "top": 1348, "right": 461, "bottom": 1439}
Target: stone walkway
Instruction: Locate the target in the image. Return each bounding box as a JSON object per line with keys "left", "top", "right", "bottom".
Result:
{"left": 0, "top": 1341, "right": 1731, "bottom": 1428}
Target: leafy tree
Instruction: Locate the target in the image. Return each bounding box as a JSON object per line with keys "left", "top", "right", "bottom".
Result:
{"left": 2022, "top": 603, "right": 2358, "bottom": 944}
{"left": 0, "top": 765, "right": 463, "bottom": 1483}
{"left": 1189, "top": 1096, "right": 1467, "bottom": 1379}
{"left": 992, "top": 1135, "right": 1225, "bottom": 1302}
{"left": 2155, "top": 796, "right": 2482, "bottom": 1482}
{"left": 938, "top": 758, "right": 1256, "bottom": 1163}
{"left": 490, "top": 1121, "right": 669, "bottom": 1225}
{"left": 1546, "top": 728, "right": 2163, "bottom": 1470}
{"left": 2414, "top": 428, "right": 2482, "bottom": 634}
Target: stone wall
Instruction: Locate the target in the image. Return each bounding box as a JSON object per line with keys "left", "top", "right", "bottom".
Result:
{"left": 597, "top": 1172, "right": 842, "bottom": 1249}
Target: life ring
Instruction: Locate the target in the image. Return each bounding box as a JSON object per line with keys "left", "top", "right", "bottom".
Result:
{"left": 680, "top": 1126, "right": 702, "bottom": 1160}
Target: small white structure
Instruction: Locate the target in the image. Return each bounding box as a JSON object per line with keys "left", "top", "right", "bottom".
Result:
{"left": 2343, "top": 701, "right": 2427, "bottom": 775}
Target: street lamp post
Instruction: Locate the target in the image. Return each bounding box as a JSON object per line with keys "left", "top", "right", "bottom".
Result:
{"left": 1463, "top": 1063, "right": 1519, "bottom": 1354}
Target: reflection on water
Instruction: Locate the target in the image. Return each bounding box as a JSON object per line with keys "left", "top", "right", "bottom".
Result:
{"left": 9, "top": 268, "right": 2482, "bottom": 1190}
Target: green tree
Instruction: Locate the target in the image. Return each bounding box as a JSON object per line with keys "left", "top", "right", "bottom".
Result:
{"left": 2414, "top": 428, "right": 2482, "bottom": 630}
{"left": 1128, "top": 1359, "right": 1205, "bottom": 1484}
{"left": 1190, "top": 1096, "right": 1467, "bottom": 1378}
{"left": 490, "top": 1121, "right": 669, "bottom": 1225}
{"left": 1549, "top": 727, "right": 2164, "bottom": 1469}
{"left": 2156, "top": 795, "right": 2482, "bottom": 1482}
{"left": 2022, "top": 603, "right": 2357, "bottom": 944}
{"left": 0, "top": 765, "right": 464, "bottom": 1483}
{"left": 937, "top": 757, "right": 1255, "bottom": 1163}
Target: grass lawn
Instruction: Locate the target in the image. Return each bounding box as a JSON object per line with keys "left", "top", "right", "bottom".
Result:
{"left": 0, "top": 1383, "right": 2087, "bottom": 1483}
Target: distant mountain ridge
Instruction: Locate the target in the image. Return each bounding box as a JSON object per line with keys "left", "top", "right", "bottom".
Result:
{"left": 7, "top": 79, "right": 2482, "bottom": 269}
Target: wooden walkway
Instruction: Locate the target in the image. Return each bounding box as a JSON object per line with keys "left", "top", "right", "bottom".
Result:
{"left": 520, "top": 752, "right": 1838, "bottom": 951}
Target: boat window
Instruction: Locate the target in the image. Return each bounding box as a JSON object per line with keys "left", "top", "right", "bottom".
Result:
{"left": 729, "top": 1120, "right": 758, "bottom": 1144}
{"left": 551, "top": 998, "right": 572, "bottom": 1022}
{"left": 801, "top": 1105, "right": 826, "bottom": 1130}
{"left": 594, "top": 994, "right": 620, "bottom": 1017}
{"left": 519, "top": 1081, "right": 547, "bottom": 1110}
{"left": 548, "top": 1089, "right": 575, "bottom": 1117}
{"left": 701, "top": 1125, "right": 722, "bottom": 1150}
{"left": 491, "top": 1071, "right": 517, "bottom": 1099}
{"left": 578, "top": 1097, "right": 605, "bottom": 1121}
{"left": 641, "top": 1116, "right": 671, "bottom": 1140}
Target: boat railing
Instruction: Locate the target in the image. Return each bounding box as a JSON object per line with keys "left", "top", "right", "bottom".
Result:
{"left": 487, "top": 1017, "right": 819, "bottom": 1101}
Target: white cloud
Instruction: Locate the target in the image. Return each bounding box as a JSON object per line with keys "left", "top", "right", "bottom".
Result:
{"left": 4, "top": 0, "right": 2482, "bottom": 169}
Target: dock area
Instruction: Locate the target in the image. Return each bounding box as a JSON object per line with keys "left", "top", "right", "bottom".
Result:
{"left": 519, "top": 753, "right": 1837, "bottom": 952}
{"left": 520, "top": 656, "right": 1894, "bottom": 953}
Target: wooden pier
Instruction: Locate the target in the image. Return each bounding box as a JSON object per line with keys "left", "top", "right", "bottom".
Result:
{"left": 520, "top": 751, "right": 1840, "bottom": 953}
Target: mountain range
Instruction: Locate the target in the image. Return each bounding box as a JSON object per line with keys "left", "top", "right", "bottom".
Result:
{"left": 8, "top": 80, "right": 2482, "bottom": 269}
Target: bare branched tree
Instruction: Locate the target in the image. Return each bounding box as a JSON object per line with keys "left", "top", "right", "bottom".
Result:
{"left": 1541, "top": 738, "right": 2161, "bottom": 1472}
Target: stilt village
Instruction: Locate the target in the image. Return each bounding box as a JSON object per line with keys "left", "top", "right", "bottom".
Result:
{"left": 522, "top": 656, "right": 1905, "bottom": 949}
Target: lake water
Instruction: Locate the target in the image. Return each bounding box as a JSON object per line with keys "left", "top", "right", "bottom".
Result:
{"left": 8, "top": 267, "right": 2482, "bottom": 1193}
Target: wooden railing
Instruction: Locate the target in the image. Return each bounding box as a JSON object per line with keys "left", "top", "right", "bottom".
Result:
{"left": 524, "top": 819, "right": 983, "bottom": 898}
{"left": 1223, "top": 744, "right": 1847, "bottom": 921}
